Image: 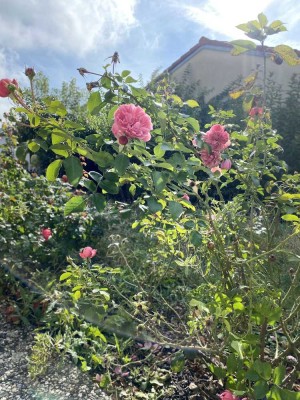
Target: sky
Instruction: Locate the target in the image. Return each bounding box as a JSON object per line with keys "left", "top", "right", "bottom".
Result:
{"left": 0, "top": 0, "right": 300, "bottom": 116}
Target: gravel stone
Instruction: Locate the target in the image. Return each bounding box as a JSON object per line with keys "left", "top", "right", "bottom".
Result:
{"left": 0, "top": 313, "right": 111, "bottom": 400}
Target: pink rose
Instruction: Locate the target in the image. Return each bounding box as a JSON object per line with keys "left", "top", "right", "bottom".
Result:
{"left": 249, "top": 107, "right": 263, "bottom": 117}
{"left": 41, "top": 228, "right": 52, "bottom": 241}
{"left": 220, "top": 159, "right": 232, "bottom": 170}
{"left": 0, "top": 78, "right": 19, "bottom": 97}
{"left": 218, "top": 390, "right": 239, "bottom": 400}
{"left": 204, "top": 124, "right": 230, "bottom": 152}
{"left": 79, "top": 246, "right": 97, "bottom": 259}
{"left": 200, "top": 148, "right": 222, "bottom": 168}
{"left": 112, "top": 104, "right": 153, "bottom": 143}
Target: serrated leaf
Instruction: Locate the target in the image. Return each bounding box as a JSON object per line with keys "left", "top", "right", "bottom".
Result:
{"left": 46, "top": 159, "right": 63, "bottom": 181}
{"left": 154, "top": 144, "right": 165, "bottom": 159}
{"left": 93, "top": 151, "right": 114, "bottom": 168}
{"left": 147, "top": 197, "right": 163, "bottom": 213}
{"left": 231, "top": 40, "right": 256, "bottom": 56}
{"left": 265, "top": 20, "right": 287, "bottom": 35}
{"left": 187, "top": 117, "right": 200, "bottom": 132}
{"left": 89, "top": 171, "right": 103, "bottom": 184}
{"left": 64, "top": 196, "right": 85, "bottom": 216}
{"left": 236, "top": 23, "right": 250, "bottom": 33}
{"left": 274, "top": 45, "right": 300, "bottom": 66}
{"left": 63, "top": 156, "right": 83, "bottom": 186}
{"left": 99, "top": 180, "right": 119, "bottom": 194}
{"left": 82, "top": 178, "right": 97, "bottom": 192}
{"left": 152, "top": 171, "right": 169, "bottom": 193}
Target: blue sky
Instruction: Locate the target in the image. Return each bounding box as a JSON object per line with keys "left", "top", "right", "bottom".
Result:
{"left": 1, "top": 0, "right": 299, "bottom": 115}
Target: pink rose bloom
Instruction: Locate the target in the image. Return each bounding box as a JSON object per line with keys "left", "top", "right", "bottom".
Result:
{"left": 79, "top": 246, "right": 97, "bottom": 259}
{"left": 204, "top": 124, "right": 230, "bottom": 152}
{"left": 0, "top": 78, "right": 18, "bottom": 97}
{"left": 249, "top": 107, "right": 263, "bottom": 117}
{"left": 112, "top": 104, "right": 153, "bottom": 144}
{"left": 41, "top": 228, "right": 52, "bottom": 241}
{"left": 221, "top": 159, "right": 232, "bottom": 170}
{"left": 218, "top": 390, "right": 239, "bottom": 400}
{"left": 200, "top": 148, "right": 222, "bottom": 168}
{"left": 182, "top": 193, "right": 190, "bottom": 201}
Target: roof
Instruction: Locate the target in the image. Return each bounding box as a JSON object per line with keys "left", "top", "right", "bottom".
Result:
{"left": 165, "top": 36, "right": 300, "bottom": 74}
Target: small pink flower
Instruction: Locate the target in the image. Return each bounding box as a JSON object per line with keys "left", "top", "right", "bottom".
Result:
{"left": 112, "top": 104, "right": 153, "bottom": 143}
{"left": 221, "top": 159, "right": 232, "bottom": 170}
{"left": 41, "top": 228, "right": 52, "bottom": 241}
{"left": 0, "top": 78, "right": 19, "bottom": 97}
{"left": 79, "top": 246, "right": 97, "bottom": 259}
{"left": 200, "top": 148, "right": 222, "bottom": 168}
{"left": 204, "top": 124, "right": 230, "bottom": 152}
{"left": 218, "top": 390, "right": 239, "bottom": 400}
{"left": 182, "top": 193, "right": 190, "bottom": 201}
{"left": 249, "top": 107, "right": 263, "bottom": 117}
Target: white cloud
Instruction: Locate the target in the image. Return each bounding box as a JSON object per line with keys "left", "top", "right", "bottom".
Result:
{"left": 0, "top": 0, "right": 139, "bottom": 57}
{"left": 178, "top": 0, "right": 276, "bottom": 39}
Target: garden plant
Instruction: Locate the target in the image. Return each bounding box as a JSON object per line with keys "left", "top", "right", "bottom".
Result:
{"left": 0, "top": 13, "right": 300, "bottom": 400}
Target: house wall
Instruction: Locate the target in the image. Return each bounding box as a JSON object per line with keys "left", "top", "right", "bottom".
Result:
{"left": 169, "top": 46, "right": 300, "bottom": 101}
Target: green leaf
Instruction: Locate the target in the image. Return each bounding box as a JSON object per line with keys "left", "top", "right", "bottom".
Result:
{"left": 93, "top": 151, "right": 114, "bottom": 168}
{"left": 15, "top": 143, "right": 28, "bottom": 162}
{"left": 185, "top": 99, "right": 199, "bottom": 108}
{"left": 87, "top": 91, "right": 102, "bottom": 114}
{"left": 231, "top": 40, "right": 256, "bottom": 55}
{"left": 253, "top": 380, "right": 269, "bottom": 399}
{"left": 89, "top": 171, "right": 103, "bottom": 184}
{"left": 99, "top": 180, "right": 119, "bottom": 194}
{"left": 121, "top": 70, "right": 131, "bottom": 78}
{"left": 114, "top": 154, "right": 130, "bottom": 175}
{"left": 125, "top": 76, "right": 137, "bottom": 83}
{"left": 28, "top": 113, "right": 41, "bottom": 127}
{"left": 273, "top": 365, "right": 285, "bottom": 386}
{"left": 81, "top": 178, "right": 97, "bottom": 192}
{"left": 60, "top": 272, "right": 72, "bottom": 281}
{"left": 281, "top": 214, "right": 299, "bottom": 222}
{"left": 231, "top": 340, "right": 244, "bottom": 359}
{"left": 187, "top": 117, "right": 200, "bottom": 132}
{"left": 63, "top": 156, "right": 83, "bottom": 186}
{"left": 46, "top": 159, "right": 63, "bottom": 181}
{"left": 64, "top": 196, "right": 85, "bottom": 216}
{"left": 91, "top": 193, "right": 106, "bottom": 212}
{"left": 253, "top": 360, "right": 272, "bottom": 380}
{"left": 169, "top": 201, "right": 184, "bottom": 220}
{"left": 269, "top": 386, "right": 300, "bottom": 400}
{"left": 152, "top": 171, "right": 169, "bottom": 193}
{"left": 154, "top": 144, "right": 165, "bottom": 159}
{"left": 236, "top": 23, "right": 250, "bottom": 33}
{"left": 279, "top": 193, "right": 300, "bottom": 200}
{"left": 265, "top": 20, "right": 287, "bottom": 35}
{"left": 190, "top": 231, "right": 202, "bottom": 246}
{"left": 28, "top": 141, "right": 40, "bottom": 153}
{"left": 147, "top": 197, "right": 163, "bottom": 213}
{"left": 73, "top": 290, "right": 81, "bottom": 300}
{"left": 258, "top": 13, "right": 268, "bottom": 28}
{"left": 273, "top": 45, "right": 300, "bottom": 66}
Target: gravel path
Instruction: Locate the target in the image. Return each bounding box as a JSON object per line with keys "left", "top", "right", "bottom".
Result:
{"left": 0, "top": 313, "right": 110, "bottom": 400}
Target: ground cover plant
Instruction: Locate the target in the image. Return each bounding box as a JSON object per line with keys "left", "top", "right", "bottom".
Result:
{"left": 0, "top": 13, "right": 300, "bottom": 400}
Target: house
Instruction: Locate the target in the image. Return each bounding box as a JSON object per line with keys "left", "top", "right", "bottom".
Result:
{"left": 165, "top": 37, "right": 300, "bottom": 101}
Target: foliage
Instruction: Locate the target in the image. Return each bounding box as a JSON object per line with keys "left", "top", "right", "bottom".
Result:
{"left": 0, "top": 12, "right": 300, "bottom": 400}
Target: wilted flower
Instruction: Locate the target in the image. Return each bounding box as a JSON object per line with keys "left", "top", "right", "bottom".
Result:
{"left": 221, "top": 159, "right": 232, "bottom": 170}
{"left": 41, "top": 228, "right": 52, "bottom": 241}
{"left": 204, "top": 124, "right": 230, "bottom": 152}
{"left": 79, "top": 246, "right": 97, "bottom": 259}
{"left": 218, "top": 390, "right": 239, "bottom": 400}
{"left": 0, "top": 78, "right": 19, "bottom": 97}
{"left": 112, "top": 104, "right": 153, "bottom": 144}
{"left": 25, "top": 67, "right": 36, "bottom": 80}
